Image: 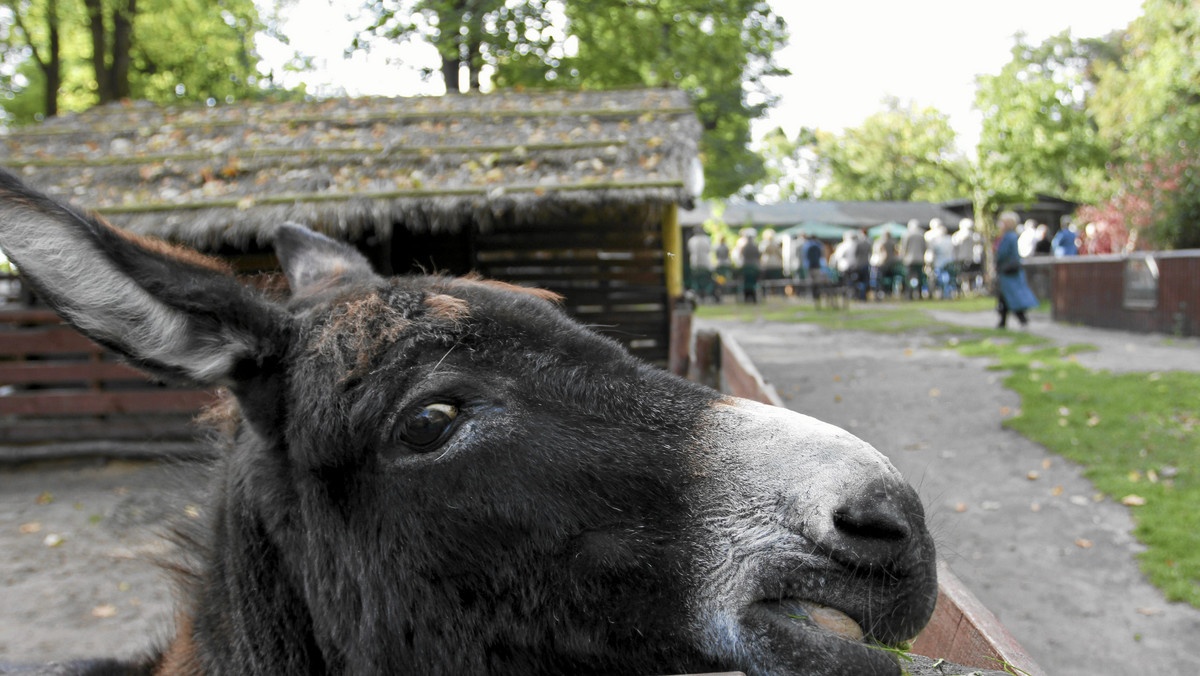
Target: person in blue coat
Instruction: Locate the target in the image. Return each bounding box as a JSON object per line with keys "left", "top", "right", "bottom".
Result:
{"left": 994, "top": 211, "right": 1038, "bottom": 328}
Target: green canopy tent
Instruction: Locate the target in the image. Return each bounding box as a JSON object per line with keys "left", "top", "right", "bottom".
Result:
{"left": 868, "top": 221, "right": 909, "bottom": 239}
{"left": 782, "top": 222, "right": 856, "bottom": 242}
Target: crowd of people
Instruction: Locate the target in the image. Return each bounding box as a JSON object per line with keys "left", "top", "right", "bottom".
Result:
{"left": 685, "top": 213, "right": 1121, "bottom": 330}
{"left": 685, "top": 217, "right": 995, "bottom": 304}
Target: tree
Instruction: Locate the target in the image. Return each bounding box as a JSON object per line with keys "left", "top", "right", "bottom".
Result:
{"left": 1084, "top": 0, "right": 1200, "bottom": 249}
{"left": 353, "top": 0, "right": 514, "bottom": 94}
{"left": 974, "top": 31, "right": 1118, "bottom": 206}
{"left": 755, "top": 125, "right": 821, "bottom": 201}
{"left": 353, "top": 0, "right": 789, "bottom": 199}
{"left": 1, "top": 0, "right": 287, "bottom": 123}
{"left": 813, "top": 97, "right": 967, "bottom": 202}
{"left": 1, "top": 0, "right": 66, "bottom": 116}
{"left": 82, "top": 0, "right": 134, "bottom": 104}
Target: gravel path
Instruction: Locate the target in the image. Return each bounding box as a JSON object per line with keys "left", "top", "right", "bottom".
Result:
{"left": 702, "top": 308, "right": 1200, "bottom": 676}
{"left": 0, "top": 459, "right": 207, "bottom": 665}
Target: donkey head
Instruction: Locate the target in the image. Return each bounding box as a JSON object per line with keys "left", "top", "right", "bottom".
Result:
{"left": 0, "top": 168, "right": 936, "bottom": 676}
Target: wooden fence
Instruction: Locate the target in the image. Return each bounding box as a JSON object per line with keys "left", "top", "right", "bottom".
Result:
{"left": 0, "top": 273, "right": 214, "bottom": 459}
{"left": 473, "top": 207, "right": 671, "bottom": 364}
{"left": 1024, "top": 250, "right": 1200, "bottom": 337}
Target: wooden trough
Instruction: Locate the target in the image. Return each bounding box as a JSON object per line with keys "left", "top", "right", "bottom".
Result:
{"left": 689, "top": 326, "right": 1047, "bottom": 676}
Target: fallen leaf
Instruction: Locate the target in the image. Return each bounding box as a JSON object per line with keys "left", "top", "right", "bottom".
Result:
{"left": 929, "top": 388, "right": 940, "bottom": 397}
{"left": 1027, "top": 471, "right": 1040, "bottom": 480}
{"left": 1051, "top": 485, "right": 1064, "bottom": 496}
{"left": 1136, "top": 607, "right": 1163, "bottom": 616}
{"left": 904, "top": 348, "right": 914, "bottom": 356}
{"left": 19, "top": 522, "right": 42, "bottom": 534}
{"left": 1058, "top": 407, "right": 1071, "bottom": 416}
{"left": 1122, "top": 495, "right": 1147, "bottom": 506}
{"left": 1042, "top": 459, "right": 1053, "bottom": 469}
{"left": 1030, "top": 502, "right": 1041, "bottom": 512}
{"left": 954, "top": 502, "right": 968, "bottom": 513}
{"left": 832, "top": 375, "right": 841, "bottom": 382}
{"left": 834, "top": 395, "right": 842, "bottom": 403}
{"left": 43, "top": 533, "right": 64, "bottom": 547}
{"left": 1000, "top": 406, "right": 1012, "bottom": 416}
{"left": 1075, "top": 538, "right": 1094, "bottom": 549}
{"left": 35, "top": 491, "right": 54, "bottom": 505}
{"left": 1041, "top": 382, "right": 1054, "bottom": 392}
{"left": 184, "top": 505, "right": 201, "bottom": 518}
{"left": 91, "top": 604, "right": 118, "bottom": 618}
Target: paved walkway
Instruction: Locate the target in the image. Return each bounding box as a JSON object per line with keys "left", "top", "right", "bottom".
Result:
{"left": 701, "top": 309, "right": 1200, "bottom": 676}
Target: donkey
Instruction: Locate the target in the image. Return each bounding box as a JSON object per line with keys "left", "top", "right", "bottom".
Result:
{"left": 0, "top": 167, "right": 936, "bottom": 676}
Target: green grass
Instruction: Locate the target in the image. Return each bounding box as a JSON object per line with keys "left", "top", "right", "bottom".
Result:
{"left": 700, "top": 297, "right": 1200, "bottom": 608}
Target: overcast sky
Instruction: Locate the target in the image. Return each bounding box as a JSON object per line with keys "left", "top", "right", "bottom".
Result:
{"left": 259, "top": 0, "right": 1146, "bottom": 155}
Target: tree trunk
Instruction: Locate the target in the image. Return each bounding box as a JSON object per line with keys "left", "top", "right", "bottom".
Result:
{"left": 441, "top": 54, "right": 460, "bottom": 94}
{"left": 110, "top": 0, "right": 136, "bottom": 100}
{"left": 466, "top": 38, "right": 480, "bottom": 92}
{"left": 83, "top": 0, "right": 112, "bottom": 103}
{"left": 44, "top": 0, "right": 61, "bottom": 117}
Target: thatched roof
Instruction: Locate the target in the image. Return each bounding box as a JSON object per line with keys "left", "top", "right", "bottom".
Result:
{"left": 3, "top": 88, "right": 702, "bottom": 250}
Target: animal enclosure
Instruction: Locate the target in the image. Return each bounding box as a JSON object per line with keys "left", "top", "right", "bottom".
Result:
{"left": 1, "top": 89, "right": 700, "bottom": 455}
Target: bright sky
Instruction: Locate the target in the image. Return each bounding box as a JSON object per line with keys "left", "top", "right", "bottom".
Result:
{"left": 258, "top": 0, "right": 1146, "bottom": 155}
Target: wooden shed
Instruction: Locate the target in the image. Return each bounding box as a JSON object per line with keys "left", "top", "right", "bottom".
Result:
{"left": 1, "top": 89, "right": 702, "bottom": 458}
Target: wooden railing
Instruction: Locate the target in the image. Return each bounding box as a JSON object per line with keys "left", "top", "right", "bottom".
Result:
{"left": 0, "top": 275, "right": 213, "bottom": 460}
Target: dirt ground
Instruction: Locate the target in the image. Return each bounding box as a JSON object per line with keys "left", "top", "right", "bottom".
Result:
{"left": 1, "top": 308, "right": 1197, "bottom": 674}
{"left": 704, "top": 309, "right": 1200, "bottom": 676}
{"left": 0, "top": 459, "right": 208, "bottom": 665}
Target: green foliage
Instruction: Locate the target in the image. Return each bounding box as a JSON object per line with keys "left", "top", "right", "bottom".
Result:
{"left": 1086, "top": 0, "right": 1200, "bottom": 250}
{"left": 974, "top": 30, "right": 1115, "bottom": 205}
{"left": 756, "top": 125, "right": 820, "bottom": 201}
{"left": 1, "top": 0, "right": 291, "bottom": 123}
{"left": 355, "top": 0, "right": 789, "bottom": 199}
{"left": 813, "top": 96, "right": 968, "bottom": 202}
{"left": 1091, "top": 0, "right": 1200, "bottom": 157}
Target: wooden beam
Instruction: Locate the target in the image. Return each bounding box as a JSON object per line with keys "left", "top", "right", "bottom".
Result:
{"left": 661, "top": 202, "right": 683, "bottom": 299}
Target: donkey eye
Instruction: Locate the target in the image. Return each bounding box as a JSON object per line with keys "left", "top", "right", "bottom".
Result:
{"left": 394, "top": 403, "right": 459, "bottom": 451}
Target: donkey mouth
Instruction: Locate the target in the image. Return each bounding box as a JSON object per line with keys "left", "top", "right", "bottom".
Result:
{"left": 741, "top": 597, "right": 905, "bottom": 675}
{"left": 758, "top": 599, "right": 865, "bottom": 642}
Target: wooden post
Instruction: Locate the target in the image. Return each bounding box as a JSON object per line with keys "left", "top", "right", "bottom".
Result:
{"left": 663, "top": 203, "right": 690, "bottom": 375}
{"left": 662, "top": 203, "right": 684, "bottom": 298}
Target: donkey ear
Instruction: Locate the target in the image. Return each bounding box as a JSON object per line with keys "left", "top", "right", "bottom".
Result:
{"left": 273, "top": 223, "right": 378, "bottom": 297}
{"left": 0, "top": 169, "right": 288, "bottom": 388}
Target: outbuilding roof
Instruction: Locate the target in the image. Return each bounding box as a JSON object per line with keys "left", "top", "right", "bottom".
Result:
{"left": 3, "top": 89, "right": 702, "bottom": 250}
{"left": 681, "top": 199, "right": 964, "bottom": 231}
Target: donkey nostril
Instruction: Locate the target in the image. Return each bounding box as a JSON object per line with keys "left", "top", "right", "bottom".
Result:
{"left": 833, "top": 493, "right": 911, "bottom": 542}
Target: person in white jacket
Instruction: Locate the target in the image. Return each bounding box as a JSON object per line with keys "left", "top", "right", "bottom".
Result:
{"left": 951, "top": 218, "right": 985, "bottom": 292}
{"left": 925, "top": 219, "right": 956, "bottom": 298}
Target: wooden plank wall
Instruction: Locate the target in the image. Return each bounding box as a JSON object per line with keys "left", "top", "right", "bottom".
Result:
{"left": 0, "top": 274, "right": 214, "bottom": 456}
{"left": 473, "top": 206, "right": 670, "bottom": 364}
{"left": 1048, "top": 251, "right": 1200, "bottom": 336}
